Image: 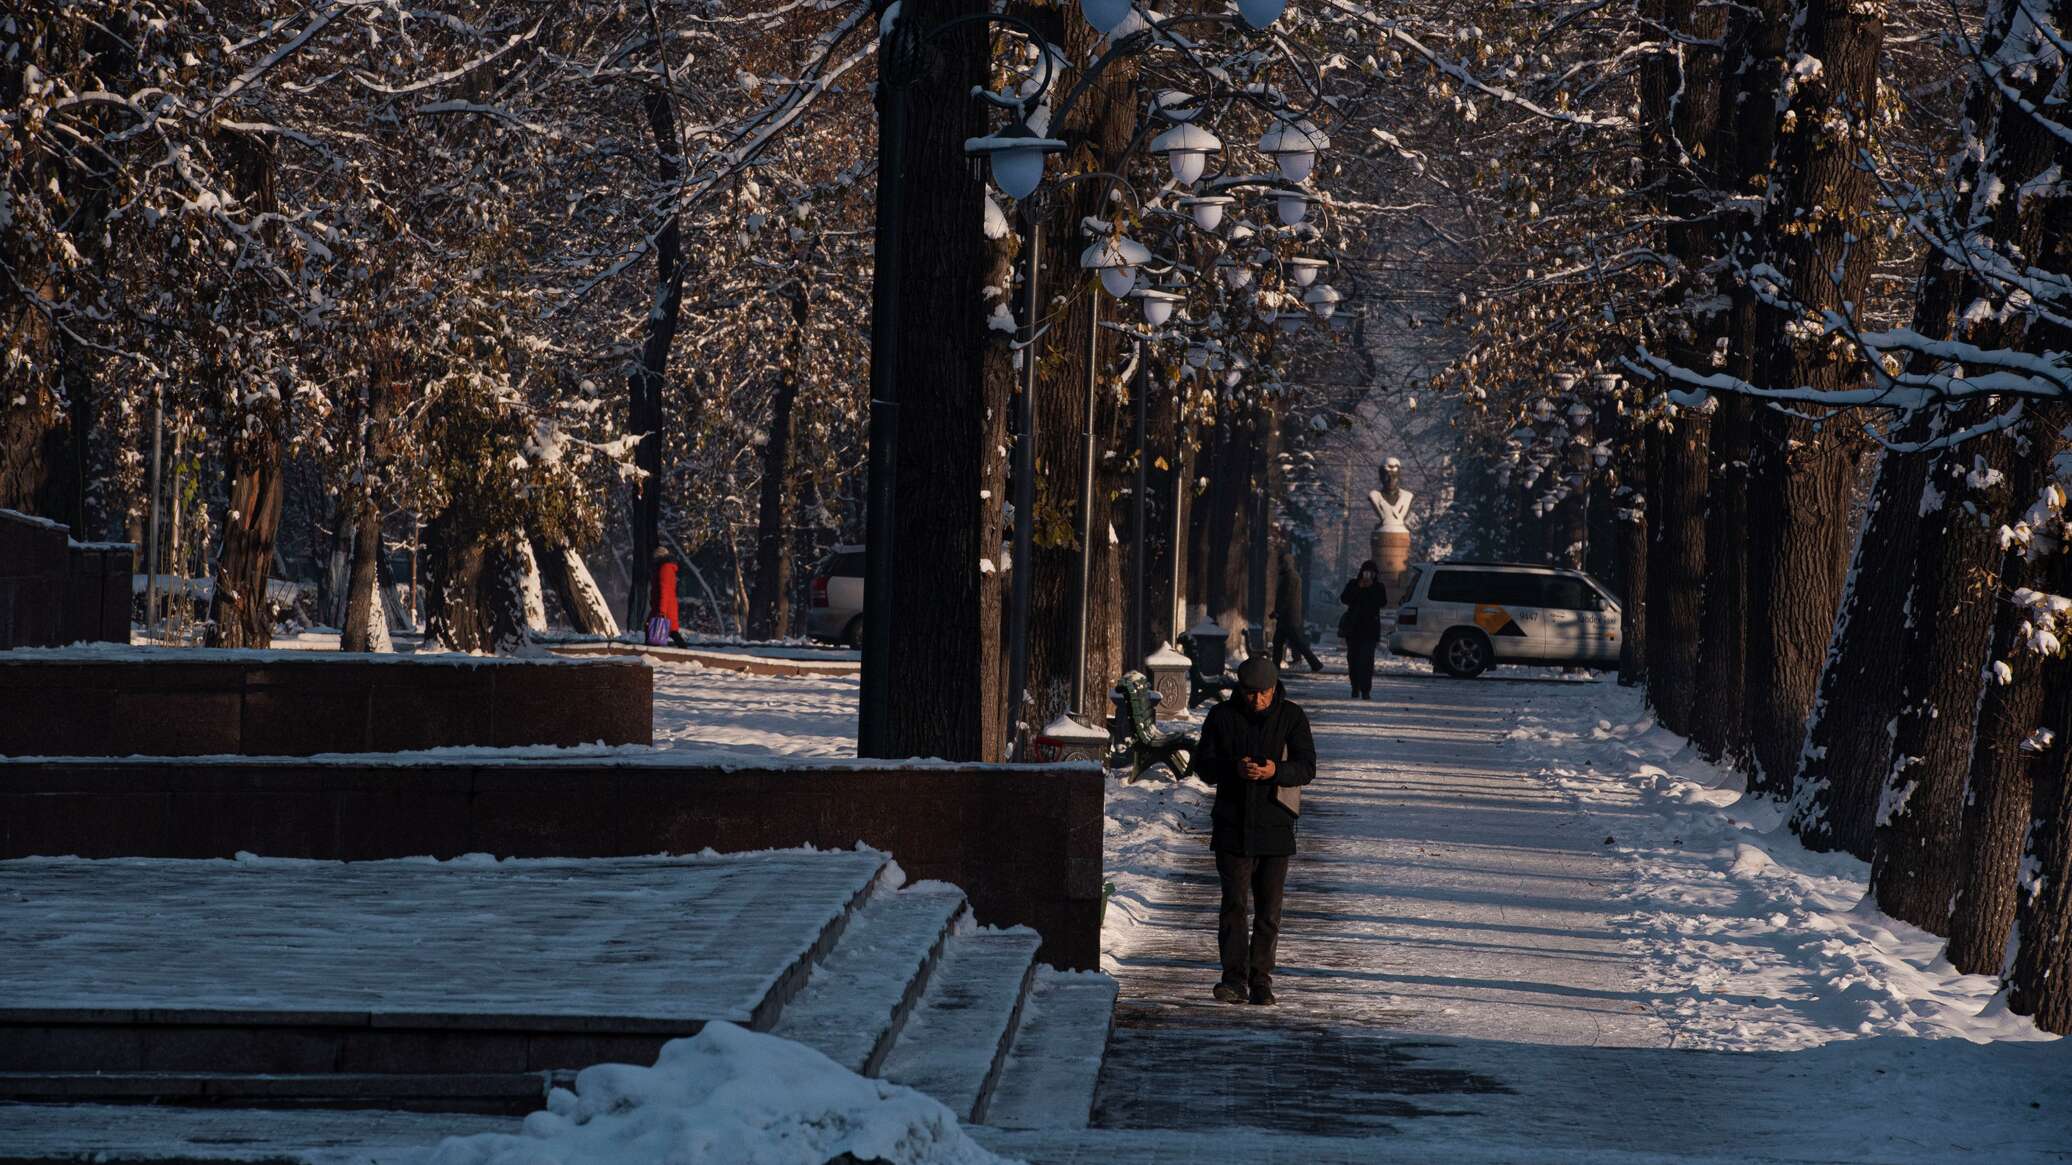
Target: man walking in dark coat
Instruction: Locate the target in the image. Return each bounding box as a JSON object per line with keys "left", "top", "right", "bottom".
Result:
{"left": 1272, "top": 549, "right": 1323, "bottom": 672}
{"left": 1195, "top": 656, "right": 1317, "bottom": 1004}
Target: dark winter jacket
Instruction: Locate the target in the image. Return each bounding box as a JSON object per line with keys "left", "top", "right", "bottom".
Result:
{"left": 1195, "top": 683, "right": 1318, "bottom": 856}
{"left": 1338, "top": 564, "right": 1389, "bottom": 642}
{"left": 1275, "top": 556, "right": 1305, "bottom": 623}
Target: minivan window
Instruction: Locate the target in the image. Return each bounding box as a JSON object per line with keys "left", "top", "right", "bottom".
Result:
{"left": 1428, "top": 569, "right": 1541, "bottom": 607}
{"left": 1540, "top": 577, "right": 1591, "bottom": 610}
{"left": 830, "top": 551, "right": 866, "bottom": 576}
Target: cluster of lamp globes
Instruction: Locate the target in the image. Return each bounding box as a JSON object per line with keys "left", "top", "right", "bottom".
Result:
{"left": 961, "top": 0, "right": 1338, "bottom": 332}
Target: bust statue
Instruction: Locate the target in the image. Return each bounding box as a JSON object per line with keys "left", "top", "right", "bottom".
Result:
{"left": 1368, "top": 457, "right": 1414, "bottom": 534}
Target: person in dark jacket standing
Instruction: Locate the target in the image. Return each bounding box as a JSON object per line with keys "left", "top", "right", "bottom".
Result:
{"left": 1338, "top": 559, "right": 1388, "bottom": 699}
{"left": 1272, "top": 549, "right": 1322, "bottom": 673}
{"left": 1195, "top": 657, "right": 1317, "bottom": 1005}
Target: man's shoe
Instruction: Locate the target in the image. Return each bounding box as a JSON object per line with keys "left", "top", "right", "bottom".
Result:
{"left": 1212, "top": 982, "right": 1247, "bottom": 1004}
{"left": 1249, "top": 986, "right": 1277, "bottom": 1006}
{"left": 1308, "top": 661, "right": 1323, "bottom": 673}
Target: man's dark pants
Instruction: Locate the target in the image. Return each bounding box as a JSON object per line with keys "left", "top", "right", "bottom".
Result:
{"left": 1273, "top": 622, "right": 1321, "bottom": 670}
{"left": 1217, "top": 850, "right": 1289, "bottom": 991}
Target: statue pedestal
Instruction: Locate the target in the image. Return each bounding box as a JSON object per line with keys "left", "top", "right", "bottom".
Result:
{"left": 1370, "top": 530, "right": 1412, "bottom": 602}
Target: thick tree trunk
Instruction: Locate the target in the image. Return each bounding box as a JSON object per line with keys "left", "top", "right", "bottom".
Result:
{"left": 538, "top": 542, "right": 620, "bottom": 636}
{"left": 625, "top": 86, "right": 687, "bottom": 632}
{"left": 875, "top": 0, "right": 1009, "bottom": 759}
{"left": 1871, "top": 428, "right": 2015, "bottom": 932}
{"left": 1739, "top": 0, "right": 1884, "bottom": 795}
{"left": 1022, "top": 15, "right": 1138, "bottom": 732}
{"left": 1616, "top": 396, "right": 1649, "bottom": 686}
{"left": 2008, "top": 650, "right": 2072, "bottom": 1032}
{"left": 208, "top": 444, "right": 286, "bottom": 648}
{"left": 749, "top": 284, "right": 807, "bottom": 641}
{"left": 1689, "top": 397, "right": 1752, "bottom": 764}
{"left": 425, "top": 514, "right": 488, "bottom": 653}
{"left": 1648, "top": 412, "right": 1708, "bottom": 734}
{"left": 205, "top": 131, "right": 285, "bottom": 650}
{"left": 1946, "top": 461, "right": 2065, "bottom": 974}
{"left": 1788, "top": 439, "right": 1934, "bottom": 854}
{"left": 1687, "top": 0, "right": 1789, "bottom": 766}
{"left": 341, "top": 502, "right": 386, "bottom": 652}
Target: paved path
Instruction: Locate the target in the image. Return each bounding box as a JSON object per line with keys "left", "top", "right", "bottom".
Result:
{"left": 978, "top": 664, "right": 2071, "bottom": 1164}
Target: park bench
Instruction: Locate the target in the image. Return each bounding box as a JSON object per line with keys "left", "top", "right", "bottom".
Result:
{"left": 1107, "top": 671, "right": 1196, "bottom": 781}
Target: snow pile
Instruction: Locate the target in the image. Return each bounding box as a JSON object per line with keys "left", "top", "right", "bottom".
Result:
{"left": 428, "top": 1022, "right": 1014, "bottom": 1165}
{"left": 1504, "top": 690, "right": 2060, "bottom": 1051}
{"left": 1099, "top": 765, "right": 1211, "bottom": 974}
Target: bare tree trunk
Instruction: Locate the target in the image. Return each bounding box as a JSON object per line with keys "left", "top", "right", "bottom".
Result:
{"left": 1687, "top": 0, "right": 1789, "bottom": 767}
{"left": 538, "top": 541, "right": 620, "bottom": 636}
{"left": 1739, "top": 0, "right": 1884, "bottom": 796}
{"left": 341, "top": 502, "right": 386, "bottom": 652}
{"left": 1871, "top": 427, "right": 2015, "bottom": 932}
{"left": 205, "top": 131, "right": 285, "bottom": 650}
{"left": 1789, "top": 439, "right": 1935, "bottom": 853}
{"left": 1947, "top": 432, "right": 2067, "bottom": 974}
{"left": 874, "top": 0, "right": 1009, "bottom": 759}
{"left": 749, "top": 283, "right": 808, "bottom": 641}
{"left": 425, "top": 513, "right": 487, "bottom": 653}
{"left": 624, "top": 83, "right": 687, "bottom": 634}
{"left": 1649, "top": 413, "right": 1708, "bottom": 733}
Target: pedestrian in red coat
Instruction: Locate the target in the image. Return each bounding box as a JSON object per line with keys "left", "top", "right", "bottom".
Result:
{"left": 647, "top": 550, "right": 685, "bottom": 646}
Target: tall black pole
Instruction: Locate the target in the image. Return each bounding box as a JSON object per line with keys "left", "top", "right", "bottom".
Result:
{"left": 1129, "top": 343, "right": 1149, "bottom": 672}
{"left": 1245, "top": 407, "right": 1271, "bottom": 656}
{"left": 1006, "top": 216, "right": 1041, "bottom": 759}
{"left": 1071, "top": 293, "right": 1100, "bottom": 717}
{"left": 858, "top": 29, "right": 907, "bottom": 757}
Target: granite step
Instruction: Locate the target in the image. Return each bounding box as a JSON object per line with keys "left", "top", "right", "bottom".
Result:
{"left": 878, "top": 926, "right": 1043, "bottom": 1123}
{"left": 982, "top": 968, "right": 1120, "bottom": 1130}
{"left": 768, "top": 882, "right": 968, "bottom": 1075}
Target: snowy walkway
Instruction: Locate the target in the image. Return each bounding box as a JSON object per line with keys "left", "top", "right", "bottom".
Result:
{"left": 980, "top": 662, "right": 2071, "bottom": 1164}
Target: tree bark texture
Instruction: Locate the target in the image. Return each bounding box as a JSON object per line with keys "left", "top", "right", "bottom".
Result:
{"left": 1788, "top": 435, "right": 1935, "bottom": 854}
{"left": 1647, "top": 412, "right": 1709, "bottom": 735}
{"left": 625, "top": 85, "right": 687, "bottom": 631}
{"left": 1739, "top": 0, "right": 1884, "bottom": 795}
{"left": 749, "top": 283, "right": 808, "bottom": 641}
{"left": 1946, "top": 417, "right": 2069, "bottom": 974}
{"left": 1871, "top": 427, "right": 2015, "bottom": 932}
{"left": 879, "top": 0, "right": 1009, "bottom": 759}
{"left": 1687, "top": 0, "right": 1789, "bottom": 766}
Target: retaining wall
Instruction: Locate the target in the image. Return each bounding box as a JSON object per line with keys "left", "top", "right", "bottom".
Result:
{"left": 0, "top": 757, "right": 1104, "bottom": 970}
{"left": 0, "top": 650, "right": 652, "bottom": 757}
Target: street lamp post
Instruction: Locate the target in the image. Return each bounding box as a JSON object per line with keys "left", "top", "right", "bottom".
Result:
{"left": 1129, "top": 342, "right": 1150, "bottom": 672}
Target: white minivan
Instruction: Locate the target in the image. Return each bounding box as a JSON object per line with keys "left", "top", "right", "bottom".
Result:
{"left": 1389, "top": 561, "right": 1622, "bottom": 677}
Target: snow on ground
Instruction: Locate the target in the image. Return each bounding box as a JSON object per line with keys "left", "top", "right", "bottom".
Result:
{"left": 1503, "top": 684, "right": 2058, "bottom": 1051}
{"left": 652, "top": 662, "right": 856, "bottom": 759}
{"left": 428, "top": 1023, "right": 1007, "bottom": 1165}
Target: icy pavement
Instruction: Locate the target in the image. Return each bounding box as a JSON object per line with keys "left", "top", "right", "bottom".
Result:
{"left": 1007, "top": 658, "right": 2071, "bottom": 1163}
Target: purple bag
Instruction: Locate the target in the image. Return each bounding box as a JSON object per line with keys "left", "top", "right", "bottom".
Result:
{"left": 645, "top": 615, "right": 671, "bottom": 646}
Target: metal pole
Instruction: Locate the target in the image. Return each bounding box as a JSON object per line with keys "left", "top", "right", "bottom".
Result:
{"left": 1168, "top": 400, "right": 1185, "bottom": 647}
{"left": 1070, "top": 293, "right": 1099, "bottom": 718}
{"left": 1244, "top": 407, "right": 1270, "bottom": 656}
{"left": 1129, "top": 343, "right": 1148, "bottom": 672}
{"left": 1006, "top": 217, "right": 1041, "bottom": 760}
{"left": 145, "top": 387, "right": 164, "bottom": 643}
{"left": 858, "top": 28, "right": 907, "bottom": 757}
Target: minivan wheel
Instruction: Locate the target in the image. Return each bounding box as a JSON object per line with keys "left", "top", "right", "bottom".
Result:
{"left": 1437, "top": 629, "right": 1491, "bottom": 678}
{"left": 842, "top": 616, "right": 865, "bottom": 649}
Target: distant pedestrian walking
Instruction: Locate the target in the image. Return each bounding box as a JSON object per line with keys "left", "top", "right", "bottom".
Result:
{"left": 1338, "top": 560, "right": 1388, "bottom": 699}
{"left": 647, "top": 549, "right": 689, "bottom": 648}
{"left": 1272, "top": 550, "right": 1323, "bottom": 673}
{"left": 1194, "top": 657, "right": 1317, "bottom": 1006}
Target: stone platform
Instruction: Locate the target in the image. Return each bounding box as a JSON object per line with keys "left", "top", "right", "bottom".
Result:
{"left": 0, "top": 851, "right": 883, "bottom": 1080}
{"left": 0, "top": 848, "right": 1116, "bottom": 1132}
